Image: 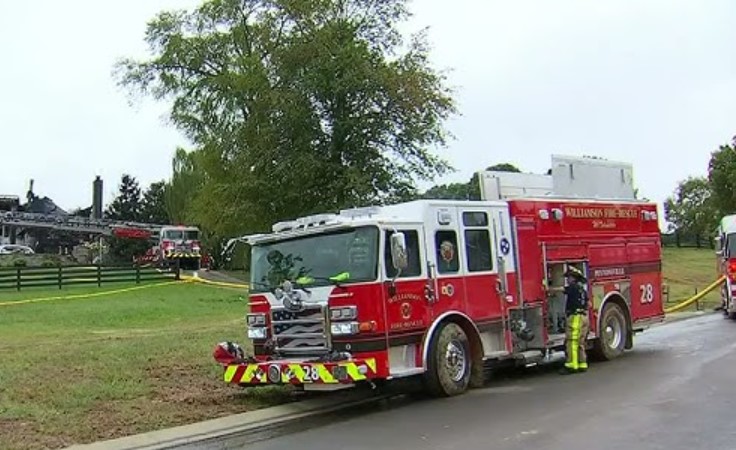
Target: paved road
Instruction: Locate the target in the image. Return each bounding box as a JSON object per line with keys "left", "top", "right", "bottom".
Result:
{"left": 204, "top": 313, "right": 736, "bottom": 450}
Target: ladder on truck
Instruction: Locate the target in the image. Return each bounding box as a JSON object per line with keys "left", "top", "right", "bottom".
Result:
{"left": 0, "top": 210, "right": 167, "bottom": 239}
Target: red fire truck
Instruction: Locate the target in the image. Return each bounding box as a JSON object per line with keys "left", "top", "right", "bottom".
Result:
{"left": 716, "top": 214, "right": 736, "bottom": 318}
{"left": 213, "top": 156, "right": 664, "bottom": 396}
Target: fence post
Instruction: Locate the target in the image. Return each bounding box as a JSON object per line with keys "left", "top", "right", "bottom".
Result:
{"left": 695, "top": 287, "right": 700, "bottom": 311}
{"left": 136, "top": 264, "right": 140, "bottom": 285}
{"left": 175, "top": 259, "right": 181, "bottom": 281}
{"left": 16, "top": 267, "right": 21, "bottom": 292}
{"left": 97, "top": 265, "right": 102, "bottom": 287}
{"left": 58, "top": 266, "right": 62, "bottom": 290}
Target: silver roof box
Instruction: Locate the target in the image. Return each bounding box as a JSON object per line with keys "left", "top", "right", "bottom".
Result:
{"left": 478, "top": 154, "right": 636, "bottom": 201}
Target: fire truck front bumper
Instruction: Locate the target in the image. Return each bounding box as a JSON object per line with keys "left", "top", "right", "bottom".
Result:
{"left": 223, "top": 358, "right": 378, "bottom": 385}
{"left": 164, "top": 250, "right": 200, "bottom": 259}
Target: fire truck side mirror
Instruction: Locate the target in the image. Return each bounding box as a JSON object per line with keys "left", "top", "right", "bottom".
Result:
{"left": 390, "top": 232, "right": 409, "bottom": 271}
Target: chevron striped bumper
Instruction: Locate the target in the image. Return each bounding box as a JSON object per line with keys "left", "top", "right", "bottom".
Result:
{"left": 164, "top": 250, "right": 200, "bottom": 259}
{"left": 224, "top": 358, "right": 378, "bottom": 385}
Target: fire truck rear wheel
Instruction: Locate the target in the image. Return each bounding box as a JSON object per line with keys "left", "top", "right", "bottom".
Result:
{"left": 592, "top": 302, "right": 628, "bottom": 361}
{"left": 425, "top": 322, "right": 471, "bottom": 397}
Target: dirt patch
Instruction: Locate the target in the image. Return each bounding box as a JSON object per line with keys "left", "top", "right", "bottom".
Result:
{"left": 0, "top": 419, "right": 70, "bottom": 450}
{"left": 146, "top": 361, "right": 295, "bottom": 416}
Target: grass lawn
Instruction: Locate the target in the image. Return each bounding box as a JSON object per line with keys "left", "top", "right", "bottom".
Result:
{"left": 0, "top": 282, "right": 293, "bottom": 450}
{"left": 0, "top": 249, "right": 723, "bottom": 449}
{"left": 662, "top": 247, "right": 722, "bottom": 310}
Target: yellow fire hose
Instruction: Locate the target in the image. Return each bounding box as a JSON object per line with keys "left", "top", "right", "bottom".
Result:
{"left": 181, "top": 272, "right": 724, "bottom": 314}
{"left": 180, "top": 273, "right": 249, "bottom": 289}
{"left": 663, "top": 276, "right": 726, "bottom": 314}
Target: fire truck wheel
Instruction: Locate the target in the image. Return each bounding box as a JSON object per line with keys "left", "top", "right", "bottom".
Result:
{"left": 426, "top": 322, "right": 471, "bottom": 397}
{"left": 592, "top": 302, "right": 628, "bottom": 361}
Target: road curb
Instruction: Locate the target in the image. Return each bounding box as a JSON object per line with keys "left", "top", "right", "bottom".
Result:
{"left": 66, "top": 389, "right": 385, "bottom": 450}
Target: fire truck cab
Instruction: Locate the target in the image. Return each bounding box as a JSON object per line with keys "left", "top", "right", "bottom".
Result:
{"left": 214, "top": 156, "right": 664, "bottom": 396}
{"left": 716, "top": 215, "right": 736, "bottom": 318}
{"left": 155, "top": 225, "right": 202, "bottom": 270}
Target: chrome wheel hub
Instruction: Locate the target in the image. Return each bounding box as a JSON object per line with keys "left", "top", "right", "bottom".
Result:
{"left": 444, "top": 340, "right": 466, "bottom": 382}
{"left": 604, "top": 317, "right": 623, "bottom": 349}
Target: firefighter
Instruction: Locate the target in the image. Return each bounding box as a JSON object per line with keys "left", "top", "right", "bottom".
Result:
{"left": 559, "top": 266, "right": 589, "bottom": 374}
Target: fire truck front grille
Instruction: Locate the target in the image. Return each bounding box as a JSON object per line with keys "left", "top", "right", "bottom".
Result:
{"left": 271, "top": 305, "right": 328, "bottom": 354}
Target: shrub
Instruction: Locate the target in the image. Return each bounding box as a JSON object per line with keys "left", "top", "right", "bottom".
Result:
{"left": 13, "top": 259, "right": 27, "bottom": 267}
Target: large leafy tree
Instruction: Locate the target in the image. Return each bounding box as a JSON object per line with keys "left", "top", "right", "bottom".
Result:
{"left": 664, "top": 176, "right": 717, "bottom": 247}
{"left": 117, "top": 0, "right": 456, "bottom": 238}
{"left": 708, "top": 138, "right": 736, "bottom": 215}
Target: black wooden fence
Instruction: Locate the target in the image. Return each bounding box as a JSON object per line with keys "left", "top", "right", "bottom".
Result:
{"left": 661, "top": 232, "right": 715, "bottom": 249}
{"left": 0, "top": 264, "right": 179, "bottom": 291}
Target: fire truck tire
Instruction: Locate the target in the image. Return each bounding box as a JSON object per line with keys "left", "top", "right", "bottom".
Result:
{"left": 592, "top": 303, "right": 628, "bottom": 361}
{"left": 425, "top": 322, "right": 471, "bottom": 397}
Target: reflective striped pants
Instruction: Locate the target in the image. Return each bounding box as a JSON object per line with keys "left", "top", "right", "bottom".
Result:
{"left": 564, "top": 313, "right": 589, "bottom": 371}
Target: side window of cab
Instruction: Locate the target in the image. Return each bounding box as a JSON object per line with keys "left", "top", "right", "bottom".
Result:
{"left": 385, "top": 230, "right": 422, "bottom": 278}
{"left": 435, "top": 230, "right": 460, "bottom": 274}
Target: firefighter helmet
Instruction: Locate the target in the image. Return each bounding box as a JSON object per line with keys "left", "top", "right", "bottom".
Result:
{"left": 564, "top": 266, "right": 586, "bottom": 282}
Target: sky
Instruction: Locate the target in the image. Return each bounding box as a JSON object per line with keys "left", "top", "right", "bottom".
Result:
{"left": 1, "top": 0, "right": 735, "bottom": 216}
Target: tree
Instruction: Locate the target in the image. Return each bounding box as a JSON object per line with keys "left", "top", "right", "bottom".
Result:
{"left": 141, "top": 181, "right": 169, "bottom": 224}
{"left": 422, "top": 163, "right": 521, "bottom": 200}
{"left": 106, "top": 174, "right": 142, "bottom": 221}
{"left": 164, "top": 148, "right": 203, "bottom": 226}
{"left": 117, "top": 0, "right": 456, "bottom": 239}
{"left": 486, "top": 163, "right": 521, "bottom": 173}
{"left": 105, "top": 175, "right": 147, "bottom": 261}
{"left": 708, "top": 138, "right": 736, "bottom": 216}
{"left": 664, "top": 177, "right": 717, "bottom": 248}
{"left": 422, "top": 182, "right": 479, "bottom": 200}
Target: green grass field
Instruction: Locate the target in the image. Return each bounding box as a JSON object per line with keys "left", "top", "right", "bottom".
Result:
{"left": 0, "top": 248, "right": 723, "bottom": 449}
{"left": 662, "top": 247, "right": 721, "bottom": 310}
{"left": 0, "top": 282, "right": 293, "bottom": 450}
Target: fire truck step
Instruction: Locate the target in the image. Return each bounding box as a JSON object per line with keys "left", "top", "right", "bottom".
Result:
{"left": 516, "top": 350, "right": 544, "bottom": 366}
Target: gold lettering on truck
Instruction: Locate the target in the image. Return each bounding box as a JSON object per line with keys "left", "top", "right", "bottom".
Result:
{"left": 564, "top": 207, "right": 639, "bottom": 228}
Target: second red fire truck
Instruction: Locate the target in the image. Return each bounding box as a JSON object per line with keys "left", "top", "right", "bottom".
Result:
{"left": 214, "top": 156, "right": 665, "bottom": 396}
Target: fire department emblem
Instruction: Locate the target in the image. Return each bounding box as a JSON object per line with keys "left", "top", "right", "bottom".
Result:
{"left": 400, "top": 302, "right": 412, "bottom": 319}
{"left": 440, "top": 241, "right": 455, "bottom": 263}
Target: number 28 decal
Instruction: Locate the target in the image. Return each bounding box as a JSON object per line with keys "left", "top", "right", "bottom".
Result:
{"left": 301, "top": 365, "right": 321, "bottom": 382}
{"left": 640, "top": 283, "right": 654, "bottom": 304}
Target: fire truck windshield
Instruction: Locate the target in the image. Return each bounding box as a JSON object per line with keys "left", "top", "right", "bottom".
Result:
{"left": 250, "top": 226, "right": 379, "bottom": 293}
{"left": 726, "top": 233, "right": 736, "bottom": 257}
{"left": 162, "top": 229, "right": 199, "bottom": 241}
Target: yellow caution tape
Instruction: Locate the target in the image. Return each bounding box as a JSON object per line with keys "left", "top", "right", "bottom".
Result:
{"left": 664, "top": 276, "right": 726, "bottom": 314}
{"left": 0, "top": 280, "right": 181, "bottom": 308}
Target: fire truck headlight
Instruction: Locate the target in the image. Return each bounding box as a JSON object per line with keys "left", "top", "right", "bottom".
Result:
{"left": 330, "top": 306, "right": 357, "bottom": 321}
{"left": 246, "top": 313, "right": 266, "bottom": 327}
{"left": 248, "top": 327, "right": 268, "bottom": 340}
{"left": 331, "top": 322, "right": 359, "bottom": 336}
